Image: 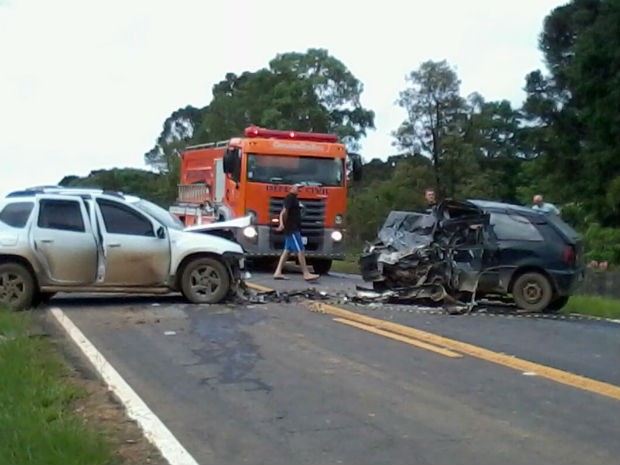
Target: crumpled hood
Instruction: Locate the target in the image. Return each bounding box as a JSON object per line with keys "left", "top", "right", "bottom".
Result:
{"left": 373, "top": 211, "right": 435, "bottom": 252}
{"left": 367, "top": 200, "right": 487, "bottom": 265}
{"left": 170, "top": 228, "right": 244, "bottom": 256}
{"left": 184, "top": 215, "right": 252, "bottom": 233}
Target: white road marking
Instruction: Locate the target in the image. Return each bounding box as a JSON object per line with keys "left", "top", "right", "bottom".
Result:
{"left": 49, "top": 307, "right": 200, "bottom": 465}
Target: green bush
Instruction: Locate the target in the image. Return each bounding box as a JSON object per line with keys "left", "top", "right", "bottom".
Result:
{"left": 583, "top": 223, "right": 620, "bottom": 265}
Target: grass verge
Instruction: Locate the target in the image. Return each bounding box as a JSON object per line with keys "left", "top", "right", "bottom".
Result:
{"left": 331, "top": 257, "right": 359, "bottom": 274}
{"left": 562, "top": 295, "right": 620, "bottom": 320}
{"left": 0, "top": 308, "right": 114, "bottom": 465}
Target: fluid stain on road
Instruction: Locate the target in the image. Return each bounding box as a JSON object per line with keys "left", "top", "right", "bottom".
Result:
{"left": 188, "top": 308, "right": 271, "bottom": 393}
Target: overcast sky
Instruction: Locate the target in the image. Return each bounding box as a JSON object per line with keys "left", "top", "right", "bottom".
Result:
{"left": 0, "top": 0, "right": 566, "bottom": 197}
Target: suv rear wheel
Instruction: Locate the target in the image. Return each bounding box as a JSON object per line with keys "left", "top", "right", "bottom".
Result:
{"left": 0, "top": 263, "right": 36, "bottom": 311}
{"left": 180, "top": 257, "right": 231, "bottom": 304}
{"left": 512, "top": 272, "right": 553, "bottom": 312}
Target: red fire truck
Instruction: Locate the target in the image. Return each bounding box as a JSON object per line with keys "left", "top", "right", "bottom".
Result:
{"left": 169, "top": 125, "right": 362, "bottom": 274}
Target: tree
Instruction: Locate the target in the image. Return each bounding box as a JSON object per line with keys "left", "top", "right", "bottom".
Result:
{"left": 188, "top": 49, "right": 374, "bottom": 150}
{"left": 144, "top": 105, "right": 203, "bottom": 173}
{"left": 462, "top": 95, "right": 523, "bottom": 201}
{"left": 520, "top": 0, "right": 620, "bottom": 225}
{"left": 268, "top": 49, "right": 375, "bottom": 149}
{"left": 393, "top": 60, "right": 467, "bottom": 195}
{"left": 60, "top": 168, "right": 172, "bottom": 205}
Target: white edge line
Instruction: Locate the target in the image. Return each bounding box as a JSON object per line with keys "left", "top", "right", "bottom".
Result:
{"left": 49, "top": 307, "right": 199, "bottom": 465}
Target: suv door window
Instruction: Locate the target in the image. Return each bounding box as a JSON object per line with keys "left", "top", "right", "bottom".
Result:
{"left": 97, "top": 199, "right": 155, "bottom": 236}
{"left": 0, "top": 202, "right": 34, "bottom": 228}
{"left": 490, "top": 213, "right": 544, "bottom": 241}
{"left": 38, "top": 199, "right": 85, "bottom": 232}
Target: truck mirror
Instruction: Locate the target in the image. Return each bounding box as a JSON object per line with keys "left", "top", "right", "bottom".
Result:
{"left": 223, "top": 149, "right": 235, "bottom": 174}
{"left": 349, "top": 153, "right": 363, "bottom": 182}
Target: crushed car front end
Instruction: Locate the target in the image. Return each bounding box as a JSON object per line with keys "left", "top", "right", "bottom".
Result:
{"left": 359, "top": 202, "right": 490, "bottom": 305}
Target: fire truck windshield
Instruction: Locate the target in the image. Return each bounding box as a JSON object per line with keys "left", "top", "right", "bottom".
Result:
{"left": 246, "top": 154, "right": 344, "bottom": 186}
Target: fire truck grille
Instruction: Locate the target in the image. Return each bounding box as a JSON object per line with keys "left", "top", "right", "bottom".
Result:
{"left": 269, "top": 197, "right": 325, "bottom": 251}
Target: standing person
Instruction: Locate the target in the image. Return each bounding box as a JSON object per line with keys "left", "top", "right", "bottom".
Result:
{"left": 273, "top": 185, "right": 320, "bottom": 281}
{"left": 424, "top": 187, "right": 437, "bottom": 213}
{"left": 532, "top": 194, "right": 561, "bottom": 215}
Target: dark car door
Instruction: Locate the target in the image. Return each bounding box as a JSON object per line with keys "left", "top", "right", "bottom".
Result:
{"left": 484, "top": 211, "right": 549, "bottom": 292}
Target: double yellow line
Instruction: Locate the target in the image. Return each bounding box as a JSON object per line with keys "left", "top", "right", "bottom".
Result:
{"left": 246, "top": 282, "right": 620, "bottom": 402}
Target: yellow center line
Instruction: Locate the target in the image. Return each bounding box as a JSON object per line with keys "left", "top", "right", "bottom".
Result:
{"left": 311, "top": 302, "right": 620, "bottom": 402}
{"left": 244, "top": 281, "right": 620, "bottom": 401}
{"left": 333, "top": 317, "right": 463, "bottom": 358}
{"left": 246, "top": 282, "right": 274, "bottom": 293}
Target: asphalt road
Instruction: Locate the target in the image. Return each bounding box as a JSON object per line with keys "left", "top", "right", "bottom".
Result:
{"left": 45, "top": 271, "right": 620, "bottom": 465}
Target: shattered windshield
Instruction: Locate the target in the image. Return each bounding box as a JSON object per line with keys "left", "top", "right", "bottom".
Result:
{"left": 246, "top": 154, "right": 344, "bottom": 186}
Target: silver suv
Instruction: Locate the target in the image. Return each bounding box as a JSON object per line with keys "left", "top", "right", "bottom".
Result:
{"left": 0, "top": 187, "right": 247, "bottom": 310}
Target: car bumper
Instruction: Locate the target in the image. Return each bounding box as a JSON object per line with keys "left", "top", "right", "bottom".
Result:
{"left": 222, "top": 252, "right": 247, "bottom": 282}
{"left": 359, "top": 252, "right": 383, "bottom": 281}
{"left": 234, "top": 225, "right": 346, "bottom": 260}
{"left": 549, "top": 268, "right": 585, "bottom": 296}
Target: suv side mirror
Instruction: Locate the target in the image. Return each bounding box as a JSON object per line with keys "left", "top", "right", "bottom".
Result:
{"left": 156, "top": 226, "right": 166, "bottom": 239}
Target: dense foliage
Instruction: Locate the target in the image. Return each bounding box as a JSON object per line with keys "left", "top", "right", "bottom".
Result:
{"left": 61, "top": 2, "right": 620, "bottom": 264}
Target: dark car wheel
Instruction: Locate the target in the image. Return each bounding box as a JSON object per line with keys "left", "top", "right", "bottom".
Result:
{"left": 545, "top": 295, "right": 570, "bottom": 313}
{"left": 0, "top": 263, "right": 36, "bottom": 311}
{"left": 311, "top": 259, "right": 332, "bottom": 275}
{"left": 512, "top": 272, "right": 553, "bottom": 312}
{"left": 181, "top": 257, "right": 231, "bottom": 304}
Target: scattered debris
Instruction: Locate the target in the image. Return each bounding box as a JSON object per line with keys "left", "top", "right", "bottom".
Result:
{"left": 232, "top": 281, "right": 472, "bottom": 314}
{"left": 163, "top": 331, "right": 176, "bottom": 336}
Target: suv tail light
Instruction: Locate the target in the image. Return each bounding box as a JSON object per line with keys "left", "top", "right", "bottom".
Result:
{"left": 563, "top": 245, "right": 576, "bottom": 267}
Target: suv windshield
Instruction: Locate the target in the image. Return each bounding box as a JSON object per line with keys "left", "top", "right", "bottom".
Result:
{"left": 246, "top": 154, "right": 344, "bottom": 186}
{"left": 132, "top": 199, "right": 184, "bottom": 230}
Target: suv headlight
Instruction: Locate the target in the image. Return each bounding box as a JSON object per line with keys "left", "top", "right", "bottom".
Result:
{"left": 243, "top": 226, "right": 257, "bottom": 239}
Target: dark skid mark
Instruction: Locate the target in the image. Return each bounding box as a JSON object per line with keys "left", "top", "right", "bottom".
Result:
{"left": 188, "top": 309, "right": 271, "bottom": 392}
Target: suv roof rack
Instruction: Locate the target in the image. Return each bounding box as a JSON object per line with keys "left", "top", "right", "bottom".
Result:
{"left": 6, "top": 186, "right": 125, "bottom": 199}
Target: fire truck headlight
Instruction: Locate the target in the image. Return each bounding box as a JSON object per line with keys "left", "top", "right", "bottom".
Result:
{"left": 335, "top": 214, "right": 344, "bottom": 225}
{"left": 331, "top": 230, "right": 343, "bottom": 242}
{"left": 243, "top": 226, "right": 258, "bottom": 239}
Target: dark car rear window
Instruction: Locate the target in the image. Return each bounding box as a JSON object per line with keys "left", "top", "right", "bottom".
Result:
{"left": 489, "top": 212, "right": 544, "bottom": 241}
{"left": 545, "top": 214, "right": 581, "bottom": 243}
{"left": 0, "top": 202, "right": 34, "bottom": 228}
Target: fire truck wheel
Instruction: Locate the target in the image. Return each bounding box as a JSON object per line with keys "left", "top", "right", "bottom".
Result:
{"left": 180, "top": 257, "right": 231, "bottom": 304}
{"left": 310, "top": 259, "right": 332, "bottom": 275}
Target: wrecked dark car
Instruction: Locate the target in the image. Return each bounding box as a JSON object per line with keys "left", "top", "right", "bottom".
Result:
{"left": 359, "top": 200, "right": 584, "bottom": 313}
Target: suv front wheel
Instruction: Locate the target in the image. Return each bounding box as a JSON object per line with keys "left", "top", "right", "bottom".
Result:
{"left": 180, "top": 257, "right": 231, "bottom": 304}
{"left": 512, "top": 272, "right": 553, "bottom": 312}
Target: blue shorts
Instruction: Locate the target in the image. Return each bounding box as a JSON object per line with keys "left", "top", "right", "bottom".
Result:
{"left": 284, "top": 231, "right": 304, "bottom": 253}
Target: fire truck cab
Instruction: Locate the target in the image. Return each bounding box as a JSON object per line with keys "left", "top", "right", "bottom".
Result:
{"left": 169, "top": 126, "right": 362, "bottom": 274}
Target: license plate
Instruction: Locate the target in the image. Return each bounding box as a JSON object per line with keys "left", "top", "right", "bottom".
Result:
{"left": 302, "top": 236, "right": 308, "bottom": 245}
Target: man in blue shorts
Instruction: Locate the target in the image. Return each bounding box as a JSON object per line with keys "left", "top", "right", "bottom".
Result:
{"left": 273, "top": 184, "right": 319, "bottom": 281}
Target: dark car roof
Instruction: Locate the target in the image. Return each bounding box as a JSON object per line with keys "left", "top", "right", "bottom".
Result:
{"left": 468, "top": 199, "right": 581, "bottom": 242}
{"left": 467, "top": 199, "right": 540, "bottom": 216}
